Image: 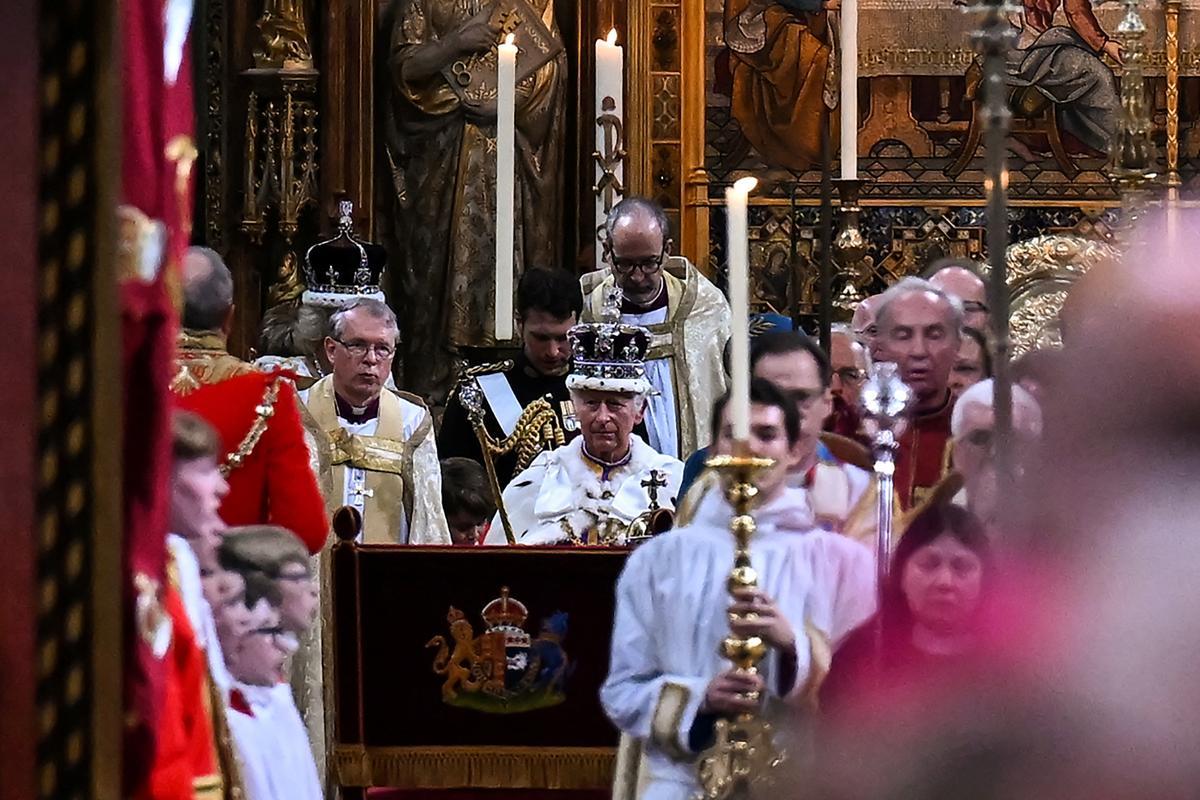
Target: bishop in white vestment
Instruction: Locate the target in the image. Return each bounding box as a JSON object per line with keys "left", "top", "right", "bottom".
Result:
{"left": 306, "top": 374, "right": 450, "bottom": 544}
{"left": 303, "top": 297, "right": 450, "bottom": 545}
{"left": 584, "top": 198, "right": 731, "bottom": 458}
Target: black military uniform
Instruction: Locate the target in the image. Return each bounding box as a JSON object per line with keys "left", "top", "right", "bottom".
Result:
{"left": 437, "top": 351, "right": 579, "bottom": 489}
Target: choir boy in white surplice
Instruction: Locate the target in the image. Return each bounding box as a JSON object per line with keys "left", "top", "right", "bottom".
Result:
{"left": 485, "top": 316, "right": 683, "bottom": 545}
{"left": 304, "top": 297, "right": 450, "bottom": 545}
{"left": 601, "top": 380, "right": 875, "bottom": 800}
{"left": 581, "top": 197, "right": 731, "bottom": 459}
{"left": 224, "top": 583, "right": 322, "bottom": 800}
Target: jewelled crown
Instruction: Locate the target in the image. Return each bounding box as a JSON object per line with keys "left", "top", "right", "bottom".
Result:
{"left": 481, "top": 587, "right": 529, "bottom": 630}
{"left": 566, "top": 286, "right": 652, "bottom": 395}
{"left": 302, "top": 199, "right": 388, "bottom": 308}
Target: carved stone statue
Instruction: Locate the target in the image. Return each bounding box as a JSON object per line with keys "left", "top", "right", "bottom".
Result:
{"left": 385, "top": 0, "right": 566, "bottom": 400}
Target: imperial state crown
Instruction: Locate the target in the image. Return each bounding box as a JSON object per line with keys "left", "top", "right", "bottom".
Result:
{"left": 302, "top": 199, "right": 388, "bottom": 307}
{"left": 566, "top": 287, "right": 652, "bottom": 395}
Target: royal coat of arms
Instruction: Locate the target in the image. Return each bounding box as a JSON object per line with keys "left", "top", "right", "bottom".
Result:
{"left": 426, "top": 586, "right": 570, "bottom": 713}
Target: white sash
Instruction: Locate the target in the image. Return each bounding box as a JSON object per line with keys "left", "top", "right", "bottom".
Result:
{"left": 477, "top": 372, "right": 523, "bottom": 437}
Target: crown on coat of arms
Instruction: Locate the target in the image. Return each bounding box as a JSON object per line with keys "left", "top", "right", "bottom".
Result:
{"left": 481, "top": 587, "right": 529, "bottom": 630}
{"left": 302, "top": 199, "right": 388, "bottom": 307}
{"left": 566, "top": 286, "right": 652, "bottom": 395}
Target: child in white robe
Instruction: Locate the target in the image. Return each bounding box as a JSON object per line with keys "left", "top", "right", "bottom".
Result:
{"left": 222, "top": 535, "right": 322, "bottom": 800}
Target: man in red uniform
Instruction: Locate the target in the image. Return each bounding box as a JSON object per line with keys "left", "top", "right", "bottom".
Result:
{"left": 873, "top": 277, "right": 961, "bottom": 510}
{"left": 172, "top": 246, "right": 329, "bottom": 554}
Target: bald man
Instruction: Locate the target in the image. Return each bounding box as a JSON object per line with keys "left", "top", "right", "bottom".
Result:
{"left": 929, "top": 262, "right": 988, "bottom": 331}
{"left": 873, "top": 276, "right": 963, "bottom": 509}
{"left": 581, "top": 197, "right": 731, "bottom": 458}
{"left": 172, "top": 247, "right": 329, "bottom": 554}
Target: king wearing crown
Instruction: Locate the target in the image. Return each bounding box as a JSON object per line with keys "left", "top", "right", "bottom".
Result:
{"left": 484, "top": 293, "right": 684, "bottom": 545}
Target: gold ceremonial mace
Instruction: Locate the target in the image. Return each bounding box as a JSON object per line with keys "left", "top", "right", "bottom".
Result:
{"left": 695, "top": 446, "right": 782, "bottom": 800}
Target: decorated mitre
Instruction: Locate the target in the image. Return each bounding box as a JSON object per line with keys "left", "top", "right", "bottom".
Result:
{"left": 301, "top": 199, "right": 388, "bottom": 307}
{"left": 566, "top": 286, "right": 652, "bottom": 395}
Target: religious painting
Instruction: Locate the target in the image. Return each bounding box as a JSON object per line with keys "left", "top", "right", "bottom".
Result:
{"left": 703, "top": 0, "right": 1200, "bottom": 203}
{"left": 1002, "top": 0, "right": 1122, "bottom": 161}
{"left": 718, "top": 0, "right": 836, "bottom": 173}
{"left": 693, "top": 0, "right": 1200, "bottom": 319}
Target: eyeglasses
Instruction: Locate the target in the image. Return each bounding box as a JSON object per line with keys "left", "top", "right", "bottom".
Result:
{"left": 248, "top": 625, "right": 299, "bottom": 650}
{"left": 833, "top": 367, "right": 867, "bottom": 384}
{"left": 607, "top": 251, "right": 666, "bottom": 276}
{"left": 332, "top": 337, "right": 395, "bottom": 360}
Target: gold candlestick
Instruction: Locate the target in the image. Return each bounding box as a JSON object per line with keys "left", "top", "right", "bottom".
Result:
{"left": 832, "top": 178, "right": 874, "bottom": 296}
{"left": 1109, "top": 0, "right": 1157, "bottom": 237}
{"left": 696, "top": 449, "right": 782, "bottom": 800}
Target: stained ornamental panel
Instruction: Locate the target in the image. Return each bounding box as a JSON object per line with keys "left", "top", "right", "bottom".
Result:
{"left": 617, "top": 0, "right": 1195, "bottom": 306}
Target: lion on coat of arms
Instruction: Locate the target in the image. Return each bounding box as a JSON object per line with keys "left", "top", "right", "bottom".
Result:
{"left": 425, "top": 586, "right": 570, "bottom": 713}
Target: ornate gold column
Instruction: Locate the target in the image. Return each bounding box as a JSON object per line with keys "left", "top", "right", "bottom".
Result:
{"left": 1164, "top": 0, "right": 1181, "bottom": 188}
{"left": 238, "top": 0, "right": 323, "bottom": 304}
{"left": 681, "top": 0, "right": 711, "bottom": 272}
{"left": 627, "top": 0, "right": 654, "bottom": 200}
{"left": 1110, "top": 0, "right": 1156, "bottom": 235}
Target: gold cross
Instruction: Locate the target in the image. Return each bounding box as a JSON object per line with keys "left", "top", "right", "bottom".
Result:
{"left": 641, "top": 470, "right": 667, "bottom": 510}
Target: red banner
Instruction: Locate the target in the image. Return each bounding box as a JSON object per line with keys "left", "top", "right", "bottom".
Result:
{"left": 119, "top": 0, "right": 195, "bottom": 793}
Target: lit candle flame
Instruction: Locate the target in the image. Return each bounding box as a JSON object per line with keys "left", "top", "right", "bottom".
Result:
{"left": 505, "top": 32, "right": 516, "bottom": 47}
{"left": 606, "top": 28, "right": 618, "bottom": 46}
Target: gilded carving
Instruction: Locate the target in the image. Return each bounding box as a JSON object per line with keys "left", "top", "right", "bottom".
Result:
{"left": 254, "top": 0, "right": 315, "bottom": 70}
{"left": 1004, "top": 234, "right": 1120, "bottom": 357}
{"left": 385, "top": 0, "right": 567, "bottom": 399}
{"left": 240, "top": 81, "right": 320, "bottom": 302}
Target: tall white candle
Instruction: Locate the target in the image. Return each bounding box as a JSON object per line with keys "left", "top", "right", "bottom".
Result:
{"left": 726, "top": 176, "right": 758, "bottom": 442}
{"left": 840, "top": 0, "right": 858, "bottom": 180}
{"left": 495, "top": 33, "right": 517, "bottom": 342}
{"left": 595, "top": 28, "right": 625, "bottom": 270}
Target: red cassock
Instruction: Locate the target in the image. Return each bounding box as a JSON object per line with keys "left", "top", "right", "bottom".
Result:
{"left": 894, "top": 396, "right": 955, "bottom": 511}
{"left": 176, "top": 371, "right": 330, "bottom": 554}
{"left": 119, "top": 0, "right": 196, "bottom": 791}
{"left": 132, "top": 587, "right": 222, "bottom": 800}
